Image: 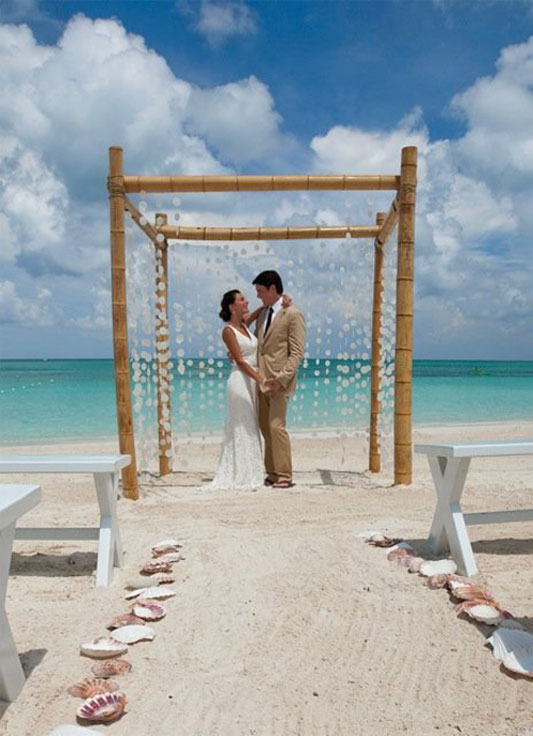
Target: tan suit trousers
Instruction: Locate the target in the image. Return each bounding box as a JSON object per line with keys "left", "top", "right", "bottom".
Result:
{"left": 258, "top": 390, "right": 291, "bottom": 482}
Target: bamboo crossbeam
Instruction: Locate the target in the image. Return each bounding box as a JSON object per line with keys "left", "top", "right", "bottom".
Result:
{"left": 123, "top": 174, "right": 400, "bottom": 194}
{"left": 124, "top": 195, "right": 158, "bottom": 243}
{"left": 159, "top": 225, "right": 380, "bottom": 241}
{"left": 376, "top": 195, "right": 399, "bottom": 249}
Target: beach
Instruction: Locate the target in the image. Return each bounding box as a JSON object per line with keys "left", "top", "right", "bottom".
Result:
{"left": 1, "top": 420, "right": 532, "bottom": 735}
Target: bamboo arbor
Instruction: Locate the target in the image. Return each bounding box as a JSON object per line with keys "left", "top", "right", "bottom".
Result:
{"left": 108, "top": 146, "right": 417, "bottom": 499}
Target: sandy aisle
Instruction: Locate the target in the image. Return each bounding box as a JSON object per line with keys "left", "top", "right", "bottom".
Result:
{"left": 0, "top": 421, "right": 532, "bottom": 735}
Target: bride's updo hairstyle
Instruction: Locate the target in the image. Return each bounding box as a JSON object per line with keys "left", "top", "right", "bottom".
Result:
{"left": 219, "top": 289, "right": 240, "bottom": 321}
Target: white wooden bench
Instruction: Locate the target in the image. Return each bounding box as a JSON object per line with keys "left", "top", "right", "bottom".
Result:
{"left": 0, "top": 455, "right": 131, "bottom": 587}
{"left": 0, "top": 483, "right": 41, "bottom": 701}
{"left": 415, "top": 441, "right": 533, "bottom": 576}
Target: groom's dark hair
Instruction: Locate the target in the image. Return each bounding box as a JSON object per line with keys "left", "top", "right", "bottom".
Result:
{"left": 252, "top": 270, "right": 283, "bottom": 294}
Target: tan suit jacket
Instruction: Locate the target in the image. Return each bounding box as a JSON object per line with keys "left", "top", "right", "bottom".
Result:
{"left": 256, "top": 305, "right": 306, "bottom": 396}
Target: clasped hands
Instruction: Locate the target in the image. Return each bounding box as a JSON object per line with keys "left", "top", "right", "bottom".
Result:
{"left": 260, "top": 376, "right": 282, "bottom": 393}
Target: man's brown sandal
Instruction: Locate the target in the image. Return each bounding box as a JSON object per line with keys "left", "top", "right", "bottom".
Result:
{"left": 264, "top": 478, "right": 275, "bottom": 486}
{"left": 272, "top": 480, "right": 295, "bottom": 488}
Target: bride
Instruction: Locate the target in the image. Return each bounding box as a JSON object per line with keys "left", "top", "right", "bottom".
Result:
{"left": 207, "top": 289, "right": 290, "bottom": 490}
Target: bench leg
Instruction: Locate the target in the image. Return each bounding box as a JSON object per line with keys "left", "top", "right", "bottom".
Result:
{"left": 0, "top": 523, "right": 25, "bottom": 701}
{"left": 427, "top": 456, "right": 478, "bottom": 576}
{"left": 93, "top": 473, "right": 123, "bottom": 587}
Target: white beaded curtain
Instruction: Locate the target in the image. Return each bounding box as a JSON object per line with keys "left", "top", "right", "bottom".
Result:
{"left": 377, "top": 222, "right": 398, "bottom": 469}
{"left": 125, "top": 192, "right": 397, "bottom": 472}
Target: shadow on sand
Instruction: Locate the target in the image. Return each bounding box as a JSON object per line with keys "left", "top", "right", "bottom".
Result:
{"left": 10, "top": 550, "right": 97, "bottom": 577}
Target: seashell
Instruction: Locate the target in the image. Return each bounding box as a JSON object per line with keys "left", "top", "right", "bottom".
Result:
{"left": 68, "top": 678, "right": 119, "bottom": 699}
{"left": 132, "top": 601, "right": 166, "bottom": 621}
{"left": 455, "top": 601, "right": 509, "bottom": 625}
{"left": 152, "top": 538, "right": 182, "bottom": 556}
{"left": 47, "top": 725, "right": 102, "bottom": 735}
{"left": 155, "top": 551, "right": 184, "bottom": 564}
{"left": 111, "top": 624, "right": 156, "bottom": 644}
{"left": 107, "top": 613, "right": 145, "bottom": 630}
{"left": 396, "top": 554, "right": 416, "bottom": 568}
{"left": 125, "top": 587, "right": 148, "bottom": 599}
{"left": 141, "top": 559, "right": 172, "bottom": 575}
{"left": 76, "top": 691, "right": 127, "bottom": 723}
{"left": 80, "top": 637, "right": 128, "bottom": 659}
{"left": 125, "top": 575, "right": 151, "bottom": 590}
{"left": 408, "top": 557, "right": 425, "bottom": 573}
{"left": 488, "top": 627, "right": 533, "bottom": 678}
{"left": 445, "top": 575, "right": 477, "bottom": 592}
{"left": 426, "top": 574, "right": 451, "bottom": 589}
{"left": 451, "top": 586, "right": 496, "bottom": 603}
{"left": 387, "top": 547, "right": 410, "bottom": 561}
{"left": 366, "top": 533, "right": 402, "bottom": 548}
{"left": 150, "top": 571, "right": 175, "bottom": 585}
{"left": 138, "top": 586, "right": 176, "bottom": 600}
{"left": 91, "top": 658, "right": 132, "bottom": 678}
{"left": 419, "top": 559, "right": 457, "bottom": 577}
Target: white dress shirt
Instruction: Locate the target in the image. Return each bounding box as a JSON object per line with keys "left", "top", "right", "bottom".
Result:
{"left": 262, "top": 296, "right": 283, "bottom": 331}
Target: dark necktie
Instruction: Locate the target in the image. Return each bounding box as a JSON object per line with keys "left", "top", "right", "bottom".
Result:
{"left": 264, "top": 307, "right": 274, "bottom": 336}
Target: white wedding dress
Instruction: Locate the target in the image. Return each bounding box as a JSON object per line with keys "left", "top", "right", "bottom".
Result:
{"left": 207, "top": 325, "right": 264, "bottom": 489}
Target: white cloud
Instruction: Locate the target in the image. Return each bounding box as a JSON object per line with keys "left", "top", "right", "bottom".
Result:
{"left": 193, "top": 0, "right": 258, "bottom": 47}
{"left": 0, "top": 279, "right": 55, "bottom": 326}
{"left": 186, "top": 76, "right": 285, "bottom": 163}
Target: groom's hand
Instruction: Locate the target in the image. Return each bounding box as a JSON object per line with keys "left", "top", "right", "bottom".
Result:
{"left": 266, "top": 378, "right": 282, "bottom": 393}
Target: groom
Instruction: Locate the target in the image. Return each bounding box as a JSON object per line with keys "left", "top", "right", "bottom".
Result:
{"left": 252, "top": 270, "right": 306, "bottom": 489}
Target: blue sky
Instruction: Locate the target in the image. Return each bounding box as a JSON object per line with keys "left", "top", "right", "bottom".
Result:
{"left": 1, "top": 0, "right": 533, "bottom": 359}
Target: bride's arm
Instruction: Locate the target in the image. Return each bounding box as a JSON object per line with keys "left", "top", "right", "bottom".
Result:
{"left": 243, "top": 295, "right": 292, "bottom": 327}
{"left": 243, "top": 306, "right": 263, "bottom": 327}
{"left": 222, "top": 327, "right": 265, "bottom": 385}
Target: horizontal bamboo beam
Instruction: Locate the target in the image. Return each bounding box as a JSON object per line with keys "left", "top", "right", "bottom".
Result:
{"left": 123, "top": 195, "right": 159, "bottom": 243}
{"left": 375, "top": 195, "right": 399, "bottom": 249}
{"left": 159, "top": 225, "right": 380, "bottom": 241}
{"left": 123, "top": 174, "right": 400, "bottom": 194}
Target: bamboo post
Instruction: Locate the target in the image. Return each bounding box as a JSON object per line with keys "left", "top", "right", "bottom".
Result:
{"left": 394, "top": 147, "right": 417, "bottom": 485}
{"left": 369, "top": 212, "right": 387, "bottom": 473}
{"left": 159, "top": 224, "right": 380, "bottom": 241}
{"left": 108, "top": 147, "right": 138, "bottom": 499}
{"left": 154, "top": 213, "right": 173, "bottom": 476}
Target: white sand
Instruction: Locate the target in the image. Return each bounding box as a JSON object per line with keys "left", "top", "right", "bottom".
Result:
{"left": 1, "top": 421, "right": 532, "bottom": 735}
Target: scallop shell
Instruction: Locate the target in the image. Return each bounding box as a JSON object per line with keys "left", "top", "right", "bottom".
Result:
{"left": 80, "top": 637, "right": 128, "bottom": 659}
{"left": 387, "top": 547, "right": 411, "bottom": 561}
{"left": 91, "top": 658, "right": 132, "bottom": 678}
{"left": 155, "top": 551, "right": 184, "bottom": 564}
{"left": 141, "top": 559, "right": 172, "bottom": 574}
{"left": 152, "top": 539, "right": 182, "bottom": 556}
{"left": 408, "top": 557, "right": 425, "bottom": 573}
{"left": 445, "top": 575, "right": 477, "bottom": 592}
{"left": 488, "top": 627, "right": 533, "bottom": 677}
{"left": 132, "top": 602, "right": 166, "bottom": 621}
{"left": 138, "top": 586, "right": 176, "bottom": 600}
{"left": 124, "top": 575, "right": 151, "bottom": 590}
{"left": 455, "top": 601, "right": 508, "bottom": 625}
{"left": 68, "top": 678, "right": 119, "bottom": 699}
{"left": 76, "top": 691, "right": 127, "bottom": 723}
{"left": 366, "top": 533, "right": 402, "bottom": 548}
{"left": 107, "top": 613, "right": 145, "bottom": 630}
{"left": 150, "top": 571, "right": 175, "bottom": 585}
{"left": 396, "top": 555, "right": 416, "bottom": 568}
{"left": 47, "top": 726, "right": 103, "bottom": 735}
{"left": 125, "top": 587, "right": 148, "bottom": 599}
{"left": 111, "top": 624, "right": 156, "bottom": 644}
{"left": 419, "top": 559, "right": 457, "bottom": 577}
{"left": 451, "top": 586, "right": 496, "bottom": 603}
{"left": 426, "top": 574, "right": 451, "bottom": 589}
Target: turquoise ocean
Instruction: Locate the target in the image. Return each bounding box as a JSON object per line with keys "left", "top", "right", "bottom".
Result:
{"left": 1, "top": 359, "right": 532, "bottom": 444}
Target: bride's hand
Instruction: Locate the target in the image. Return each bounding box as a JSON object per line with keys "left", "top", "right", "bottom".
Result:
{"left": 282, "top": 293, "right": 292, "bottom": 308}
